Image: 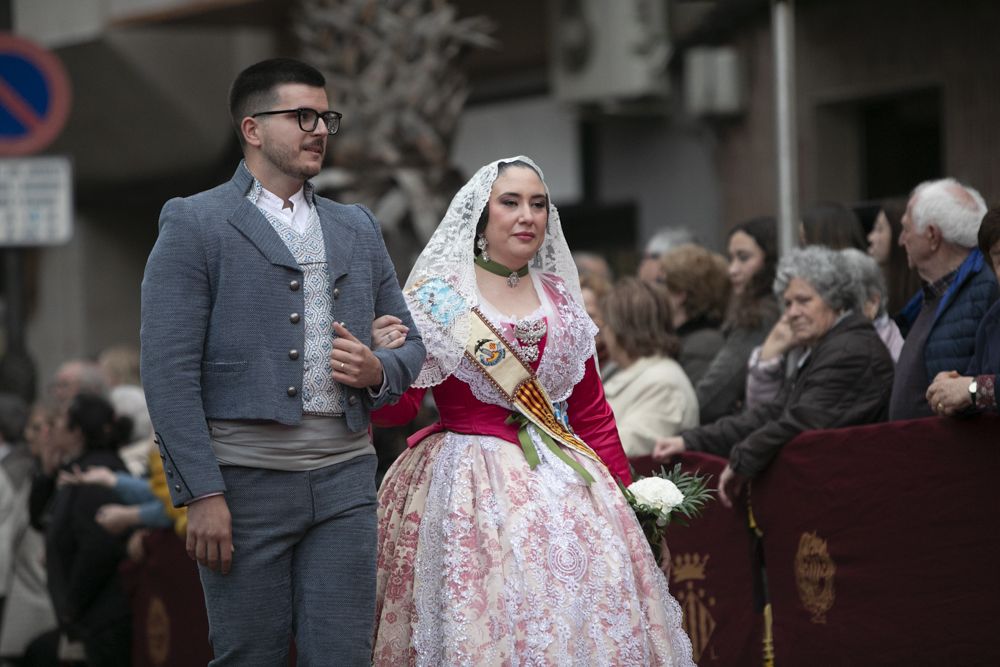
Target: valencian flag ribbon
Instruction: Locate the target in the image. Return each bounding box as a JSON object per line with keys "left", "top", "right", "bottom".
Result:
{"left": 465, "top": 307, "right": 601, "bottom": 484}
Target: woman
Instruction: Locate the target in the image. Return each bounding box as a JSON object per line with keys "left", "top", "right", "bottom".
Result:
{"left": 601, "top": 277, "right": 699, "bottom": 458}
{"left": 579, "top": 271, "right": 618, "bottom": 379}
{"left": 867, "top": 198, "right": 923, "bottom": 318}
{"left": 927, "top": 207, "right": 1000, "bottom": 415}
{"left": 42, "top": 393, "right": 133, "bottom": 666}
{"left": 653, "top": 246, "right": 894, "bottom": 507}
{"left": 690, "top": 217, "right": 780, "bottom": 425}
{"left": 745, "top": 248, "right": 904, "bottom": 408}
{"left": 800, "top": 201, "right": 867, "bottom": 250}
{"left": 659, "top": 243, "right": 730, "bottom": 385}
{"left": 372, "top": 157, "right": 693, "bottom": 665}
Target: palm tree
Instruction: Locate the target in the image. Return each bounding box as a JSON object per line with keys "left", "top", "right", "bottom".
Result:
{"left": 294, "top": 0, "right": 494, "bottom": 270}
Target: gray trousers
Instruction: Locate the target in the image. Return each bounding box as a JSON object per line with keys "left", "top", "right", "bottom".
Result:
{"left": 199, "top": 454, "right": 377, "bottom": 666}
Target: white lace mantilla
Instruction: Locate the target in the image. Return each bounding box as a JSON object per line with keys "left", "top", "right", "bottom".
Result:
{"left": 403, "top": 156, "right": 585, "bottom": 388}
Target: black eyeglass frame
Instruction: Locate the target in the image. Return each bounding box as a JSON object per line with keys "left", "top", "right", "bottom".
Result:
{"left": 250, "top": 107, "right": 342, "bottom": 135}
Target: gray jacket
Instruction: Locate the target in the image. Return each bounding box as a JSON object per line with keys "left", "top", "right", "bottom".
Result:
{"left": 140, "top": 165, "right": 425, "bottom": 506}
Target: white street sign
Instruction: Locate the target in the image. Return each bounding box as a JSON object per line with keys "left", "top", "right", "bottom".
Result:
{"left": 0, "top": 156, "right": 73, "bottom": 245}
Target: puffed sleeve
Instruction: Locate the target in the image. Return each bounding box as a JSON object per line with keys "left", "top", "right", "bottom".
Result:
{"left": 371, "top": 387, "right": 427, "bottom": 428}
{"left": 567, "top": 356, "right": 632, "bottom": 486}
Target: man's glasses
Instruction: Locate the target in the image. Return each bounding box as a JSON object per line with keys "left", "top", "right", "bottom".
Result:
{"left": 251, "top": 107, "right": 342, "bottom": 135}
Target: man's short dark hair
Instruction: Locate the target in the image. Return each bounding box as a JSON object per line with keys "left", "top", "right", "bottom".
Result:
{"left": 228, "top": 58, "right": 326, "bottom": 146}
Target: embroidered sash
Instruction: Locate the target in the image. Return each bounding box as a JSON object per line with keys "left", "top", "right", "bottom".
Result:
{"left": 465, "top": 307, "right": 601, "bottom": 483}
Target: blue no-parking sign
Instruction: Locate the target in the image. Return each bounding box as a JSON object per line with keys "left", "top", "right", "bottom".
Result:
{"left": 0, "top": 33, "right": 71, "bottom": 156}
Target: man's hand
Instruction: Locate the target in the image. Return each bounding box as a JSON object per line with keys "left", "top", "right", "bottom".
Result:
{"left": 926, "top": 370, "right": 973, "bottom": 416}
{"left": 371, "top": 315, "right": 408, "bottom": 351}
{"left": 652, "top": 436, "right": 686, "bottom": 462}
{"left": 718, "top": 464, "right": 748, "bottom": 509}
{"left": 331, "top": 321, "right": 385, "bottom": 389}
{"left": 186, "top": 495, "right": 233, "bottom": 574}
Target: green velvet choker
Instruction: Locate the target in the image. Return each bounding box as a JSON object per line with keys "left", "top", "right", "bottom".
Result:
{"left": 475, "top": 256, "right": 529, "bottom": 288}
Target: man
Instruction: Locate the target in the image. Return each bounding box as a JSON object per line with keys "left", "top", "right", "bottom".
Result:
{"left": 140, "top": 58, "right": 424, "bottom": 665}
{"left": 889, "top": 178, "right": 997, "bottom": 420}
{"left": 636, "top": 227, "right": 695, "bottom": 284}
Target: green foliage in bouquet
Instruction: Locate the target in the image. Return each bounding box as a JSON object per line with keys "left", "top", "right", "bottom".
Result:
{"left": 620, "top": 464, "right": 714, "bottom": 563}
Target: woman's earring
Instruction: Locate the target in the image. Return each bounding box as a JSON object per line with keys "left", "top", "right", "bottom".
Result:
{"left": 476, "top": 233, "right": 490, "bottom": 262}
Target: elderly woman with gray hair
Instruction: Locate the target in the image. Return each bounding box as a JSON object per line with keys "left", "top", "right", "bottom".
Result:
{"left": 652, "top": 246, "right": 894, "bottom": 507}
{"left": 744, "top": 248, "right": 903, "bottom": 407}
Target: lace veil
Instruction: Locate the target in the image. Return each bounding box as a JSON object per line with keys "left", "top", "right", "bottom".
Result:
{"left": 404, "top": 156, "right": 583, "bottom": 388}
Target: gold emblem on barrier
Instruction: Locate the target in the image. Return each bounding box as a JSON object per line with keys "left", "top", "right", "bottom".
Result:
{"left": 672, "top": 553, "right": 716, "bottom": 662}
{"left": 146, "top": 596, "right": 171, "bottom": 666}
{"left": 794, "top": 531, "right": 836, "bottom": 624}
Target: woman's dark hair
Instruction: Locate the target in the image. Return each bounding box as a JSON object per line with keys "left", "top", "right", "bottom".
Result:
{"left": 473, "top": 160, "right": 545, "bottom": 254}
{"left": 880, "top": 198, "right": 924, "bottom": 313}
{"left": 602, "top": 277, "right": 680, "bottom": 360}
{"left": 726, "top": 216, "right": 779, "bottom": 330}
{"left": 66, "top": 392, "right": 132, "bottom": 452}
{"left": 979, "top": 207, "right": 1000, "bottom": 269}
{"left": 801, "top": 202, "right": 867, "bottom": 250}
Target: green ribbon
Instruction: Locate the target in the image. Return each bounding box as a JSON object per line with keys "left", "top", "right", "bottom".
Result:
{"left": 505, "top": 412, "right": 595, "bottom": 485}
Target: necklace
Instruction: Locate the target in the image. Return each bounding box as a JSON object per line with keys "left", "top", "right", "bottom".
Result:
{"left": 475, "top": 256, "right": 529, "bottom": 288}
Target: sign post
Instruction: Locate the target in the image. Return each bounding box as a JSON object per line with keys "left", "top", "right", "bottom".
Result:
{"left": 0, "top": 32, "right": 73, "bottom": 400}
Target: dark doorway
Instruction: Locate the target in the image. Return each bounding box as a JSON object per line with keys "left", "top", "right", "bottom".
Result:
{"left": 861, "top": 88, "right": 942, "bottom": 200}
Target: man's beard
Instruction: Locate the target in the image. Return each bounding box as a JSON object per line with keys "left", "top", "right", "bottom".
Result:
{"left": 262, "top": 140, "right": 325, "bottom": 181}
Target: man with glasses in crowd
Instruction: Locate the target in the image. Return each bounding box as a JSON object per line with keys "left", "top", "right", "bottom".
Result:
{"left": 141, "top": 58, "right": 424, "bottom": 664}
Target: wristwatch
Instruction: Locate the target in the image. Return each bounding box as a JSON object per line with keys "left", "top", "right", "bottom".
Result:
{"left": 968, "top": 378, "right": 978, "bottom": 408}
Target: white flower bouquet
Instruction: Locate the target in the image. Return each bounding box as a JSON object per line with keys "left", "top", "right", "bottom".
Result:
{"left": 622, "top": 464, "right": 713, "bottom": 563}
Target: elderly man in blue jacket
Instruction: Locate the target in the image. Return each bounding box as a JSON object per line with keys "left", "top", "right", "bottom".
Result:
{"left": 890, "top": 177, "right": 998, "bottom": 420}
{"left": 140, "top": 58, "right": 424, "bottom": 665}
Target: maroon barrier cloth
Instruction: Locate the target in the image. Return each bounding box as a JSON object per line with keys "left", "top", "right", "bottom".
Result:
{"left": 123, "top": 529, "right": 213, "bottom": 667}
{"left": 632, "top": 452, "right": 763, "bottom": 666}
{"left": 752, "top": 415, "right": 1000, "bottom": 665}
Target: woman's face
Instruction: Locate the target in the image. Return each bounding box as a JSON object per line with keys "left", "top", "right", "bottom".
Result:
{"left": 483, "top": 166, "right": 548, "bottom": 268}
{"left": 727, "top": 231, "right": 766, "bottom": 295}
{"left": 582, "top": 287, "right": 608, "bottom": 361}
{"left": 867, "top": 211, "right": 892, "bottom": 264}
{"left": 783, "top": 277, "right": 839, "bottom": 346}
{"left": 24, "top": 406, "right": 51, "bottom": 457}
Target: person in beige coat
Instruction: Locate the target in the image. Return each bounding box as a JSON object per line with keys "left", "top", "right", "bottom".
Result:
{"left": 601, "top": 277, "right": 699, "bottom": 458}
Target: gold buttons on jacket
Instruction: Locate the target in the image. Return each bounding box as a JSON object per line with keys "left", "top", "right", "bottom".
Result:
{"left": 289, "top": 279, "right": 300, "bottom": 291}
{"left": 288, "top": 349, "right": 299, "bottom": 360}
{"left": 290, "top": 313, "right": 301, "bottom": 324}
{"left": 287, "top": 386, "right": 298, "bottom": 397}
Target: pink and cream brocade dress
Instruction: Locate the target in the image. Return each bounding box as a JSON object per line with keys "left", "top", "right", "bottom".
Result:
{"left": 372, "top": 273, "right": 694, "bottom": 666}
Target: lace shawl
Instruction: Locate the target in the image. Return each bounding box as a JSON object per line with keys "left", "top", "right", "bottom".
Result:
{"left": 404, "top": 156, "right": 585, "bottom": 388}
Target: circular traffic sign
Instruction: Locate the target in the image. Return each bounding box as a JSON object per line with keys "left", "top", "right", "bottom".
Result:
{"left": 0, "top": 33, "right": 71, "bottom": 156}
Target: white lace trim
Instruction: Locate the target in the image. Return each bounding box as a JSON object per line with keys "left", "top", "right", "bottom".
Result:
{"left": 403, "top": 156, "right": 585, "bottom": 388}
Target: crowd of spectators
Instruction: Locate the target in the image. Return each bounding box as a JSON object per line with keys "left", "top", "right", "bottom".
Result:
{"left": 580, "top": 175, "right": 999, "bottom": 505}
{"left": 0, "top": 349, "right": 184, "bottom": 667}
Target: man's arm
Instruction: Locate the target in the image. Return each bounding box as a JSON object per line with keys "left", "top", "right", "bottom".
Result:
{"left": 140, "top": 197, "right": 223, "bottom": 506}
{"left": 142, "top": 197, "right": 234, "bottom": 573}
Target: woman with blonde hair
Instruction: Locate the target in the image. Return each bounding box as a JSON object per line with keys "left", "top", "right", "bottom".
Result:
{"left": 602, "top": 278, "right": 700, "bottom": 458}
{"left": 660, "top": 243, "right": 730, "bottom": 385}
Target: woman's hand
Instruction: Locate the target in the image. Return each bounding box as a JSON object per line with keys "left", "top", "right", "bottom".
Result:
{"left": 926, "top": 371, "right": 973, "bottom": 416}
{"left": 718, "top": 465, "right": 748, "bottom": 509}
{"left": 652, "top": 436, "right": 686, "bottom": 462}
{"left": 58, "top": 464, "right": 116, "bottom": 488}
{"left": 371, "top": 315, "right": 409, "bottom": 351}
{"left": 95, "top": 504, "right": 141, "bottom": 535}
{"left": 759, "top": 313, "right": 795, "bottom": 361}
